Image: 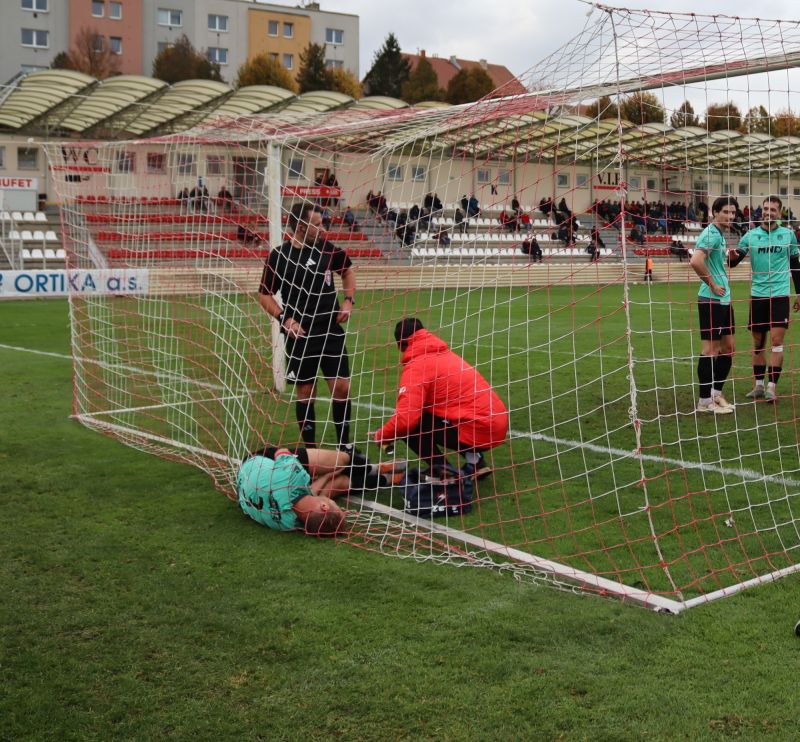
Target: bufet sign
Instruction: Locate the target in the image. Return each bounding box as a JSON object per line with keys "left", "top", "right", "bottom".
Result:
{"left": 0, "top": 177, "right": 38, "bottom": 190}
{"left": 0, "top": 269, "right": 149, "bottom": 298}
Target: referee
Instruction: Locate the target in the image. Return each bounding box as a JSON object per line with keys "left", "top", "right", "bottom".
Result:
{"left": 731, "top": 195, "right": 800, "bottom": 403}
{"left": 258, "top": 202, "right": 356, "bottom": 449}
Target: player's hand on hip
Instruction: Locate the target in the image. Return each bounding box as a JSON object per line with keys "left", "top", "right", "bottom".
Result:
{"left": 336, "top": 306, "right": 352, "bottom": 324}
{"left": 710, "top": 282, "right": 725, "bottom": 297}
{"left": 284, "top": 317, "right": 306, "bottom": 338}
{"left": 794, "top": 299, "right": 800, "bottom": 313}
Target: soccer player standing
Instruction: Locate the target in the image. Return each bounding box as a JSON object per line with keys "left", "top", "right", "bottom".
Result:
{"left": 689, "top": 195, "right": 739, "bottom": 414}
{"left": 258, "top": 202, "right": 356, "bottom": 448}
{"left": 731, "top": 195, "right": 800, "bottom": 402}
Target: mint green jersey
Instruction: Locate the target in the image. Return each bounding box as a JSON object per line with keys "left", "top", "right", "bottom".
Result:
{"left": 696, "top": 223, "right": 731, "bottom": 305}
{"left": 737, "top": 225, "right": 800, "bottom": 298}
{"left": 237, "top": 454, "right": 311, "bottom": 531}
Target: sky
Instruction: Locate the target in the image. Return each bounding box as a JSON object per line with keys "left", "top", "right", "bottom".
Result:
{"left": 317, "top": 0, "right": 799, "bottom": 80}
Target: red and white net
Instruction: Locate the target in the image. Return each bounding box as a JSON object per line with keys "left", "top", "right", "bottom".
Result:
{"left": 45, "top": 6, "right": 800, "bottom": 610}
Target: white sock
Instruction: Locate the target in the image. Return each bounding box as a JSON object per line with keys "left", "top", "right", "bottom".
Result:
{"left": 755, "top": 379, "right": 765, "bottom": 388}
{"left": 699, "top": 397, "right": 712, "bottom": 406}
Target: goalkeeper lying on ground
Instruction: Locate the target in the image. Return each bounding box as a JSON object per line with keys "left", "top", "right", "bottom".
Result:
{"left": 237, "top": 446, "right": 402, "bottom": 536}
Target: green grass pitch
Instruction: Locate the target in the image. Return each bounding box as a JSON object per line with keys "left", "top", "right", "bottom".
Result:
{"left": 2, "top": 290, "right": 800, "bottom": 740}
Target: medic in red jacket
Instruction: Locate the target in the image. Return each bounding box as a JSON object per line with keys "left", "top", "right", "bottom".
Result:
{"left": 372, "top": 318, "right": 508, "bottom": 479}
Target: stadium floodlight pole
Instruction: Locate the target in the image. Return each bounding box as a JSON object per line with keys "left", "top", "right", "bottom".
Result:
{"left": 266, "top": 141, "right": 286, "bottom": 393}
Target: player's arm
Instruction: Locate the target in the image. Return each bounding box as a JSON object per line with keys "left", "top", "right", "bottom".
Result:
{"left": 689, "top": 245, "right": 725, "bottom": 296}
{"left": 729, "top": 233, "right": 749, "bottom": 268}
{"left": 257, "top": 256, "right": 305, "bottom": 338}
{"left": 372, "top": 369, "right": 426, "bottom": 444}
{"left": 337, "top": 267, "right": 356, "bottom": 324}
{"left": 791, "top": 248, "right": 800, "bottom": 311}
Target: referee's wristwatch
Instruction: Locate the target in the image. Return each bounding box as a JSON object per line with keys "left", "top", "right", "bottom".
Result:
{"left": 344, "top": 295, "right": 355, "bottom": 306}
{"left": 277, "top": 312, "right": 285, "bottom": 325}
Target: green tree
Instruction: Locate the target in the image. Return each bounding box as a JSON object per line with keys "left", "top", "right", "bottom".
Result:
{"left": 362, "top": 33, "right": 410, "bottom": 97}
{"left": 296, "top": 42, "right": 332, "bottom": 93}
{"left": 50, "top": 51, "right": 75, "bottom": 71}
{"left": 619, "top": 92, "right": 665, "bottom": 125}
{"left": 740, "top": 105, "right": 771, "bottom": 134}
{"left": 152, "top": 34, "right": 222, "bottom": 84}
{"left": 328, "top": 67, "right": 362, "bottom": 98}
{"left": 445, "top": 67, "right": 495, "bottom": 105}
{"left": 401, "top": 54, "right": 443, "bottom": 104}
{"left": 704, "top": 101, "right": 742, "bottom": 132}
{"left": 584, "top": 95, "right": 619, "bottom": 121}
{"left": 670, "top": 100, "right": 700, "bottom": 128}
{"left": 235, "top": 52, "right": 297, "bottom": 91}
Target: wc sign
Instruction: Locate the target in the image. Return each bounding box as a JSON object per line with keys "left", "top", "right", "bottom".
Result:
{"left": 0, "top": 270, "right": 150, "bottom": 298}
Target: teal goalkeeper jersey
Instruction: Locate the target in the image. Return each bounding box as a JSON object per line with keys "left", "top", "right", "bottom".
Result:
{"left": 737, "top": 225, "right": 800, "bottom": 298}
{"left": 696, "top": 223, "right": 731, "bottom": 305}
{"left": 237, "top": 454, "right": 311, "bottom": 531}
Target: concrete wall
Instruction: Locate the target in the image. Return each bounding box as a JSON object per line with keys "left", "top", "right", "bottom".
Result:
{"left": 0, "top": 0, "right": 70, "bottom": 83}
{"left": 69, "top": 0, "right": 144, "bottom": 76}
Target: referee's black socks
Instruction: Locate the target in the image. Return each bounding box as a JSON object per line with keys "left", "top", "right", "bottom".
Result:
{"left": 332, "top": 399, "right": 351, "bottom": 448}
{"left": 296, "top": 400, "right": 316, "bottom": 447}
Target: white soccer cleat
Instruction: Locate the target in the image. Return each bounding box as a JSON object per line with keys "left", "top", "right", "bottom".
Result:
{"left": 764, "top": 388, "right": 777, "bottom": 403}
{"left": 697, "top": 400, "right": 734, "bottom": 415}
{"left": 712, "top": 393, "right": 734, "bottom": 410}
{"left": 745, "top": 386, "right": 765, "bottom": 400}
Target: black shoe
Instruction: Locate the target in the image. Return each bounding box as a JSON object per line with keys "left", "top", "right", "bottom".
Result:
{"left": 462, "top": 456, "right": 492, "bottom": 480}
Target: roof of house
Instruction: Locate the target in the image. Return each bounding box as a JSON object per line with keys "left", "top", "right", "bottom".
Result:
{"left": 402, "top": 51, "right": 526, "bottom": 97}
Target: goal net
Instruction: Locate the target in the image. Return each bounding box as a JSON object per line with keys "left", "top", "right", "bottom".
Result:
{"left": 45, "top": 6, "right": 800, "bottom": 611}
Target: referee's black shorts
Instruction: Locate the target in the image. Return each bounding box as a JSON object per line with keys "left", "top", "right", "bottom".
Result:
{"left": 698, "top": 298, "right": 735, "bottom": 341}
{"left": 284, "top": 325, "right": 350, "bottom": 384}
{"left": 748, "top": 296, "right": 790, "bottom": 334}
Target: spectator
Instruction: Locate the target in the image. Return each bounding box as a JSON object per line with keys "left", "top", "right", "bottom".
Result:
{"left": 467, "top": 195, "right": 480, "bottom": 218}
{"left": 217, "top": 185, "right": 234, "bottom": 211}
{"left": 434, "top": 228, "right": 451, "bottom": 247}
{"left": 522, "top": 236, "right": 543, "bottom": 263}
{"left": 454, "top": 208, "right": 466, "bottom": 234}
{"left": 670, "top": 240, "right": 689, "bottom": 262}
{"left": 189, "top": 181, "right": 209, "bottom": 213}
{"left": 644, "top": 254, "right": 654, "bottom": 281}
{"left": 343, "top": 207, "right": 357, "bottom": 231}
{"left": 178, "top": 187, "right": 190, "bottom": 210}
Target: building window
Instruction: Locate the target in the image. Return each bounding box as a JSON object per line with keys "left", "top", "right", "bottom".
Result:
{"left": 92, "top": 35, "right": 104, "bottom": 53}
{"left": 325, "top": 28, "right": 344, "bottom": 45}
{"left": 268, "top": 20, "right": 279, "bottom": 36}
{"left": 283, "top": 22, "right": 294, "bottom": 38}
{"left": 0, "top": 147, "right": 5, "bottom": 169}
{"left": 497, "top": 169, "right": 511, "bottom": 185}
{"left": 283, "top": 54, "right": 293, "bottom": 70}
{"left": 576, "top": 173, "right": 589, "bottom": 189}
{"left": 269, "top": 52, "right": 278, "bottom": 62}
{"left": 779, "top": 185, "right": 789, "bottom": 196}
{"left": 556, "top": 173, "right": 569, "bottom": 188}
{"left": 738, "top": 183, "right": 748, "bottom": 195}
{"left": 206, "top": 155, "right": 224, "bottom": 175}
{"left": 325, "top": 59, "right": 344, "bottom": 69}
{"left": 208, "top": 14, "right": 228, "bottom": 32}
{"left": 722, "top": 182, "right": 731, "bottom": 194}
{"left": 176, "top": 153, "right": 196, "bottom": 175}
{"left": 386, "top": 164, "right": 403, "bottom": 181}
{"left": 116, "top": 151, "right": 135, "bottom": 173}
{"left": 21, "top": 0, "right": 48, "bottom": 11}
{"left": 794, "top": 186, "right": 800, "bottom": 197}
{"left": 476, "top": 168, "right": 490, "bottom": 184}
{"left": 411, "top": 165, "right": 425, "bottom": 182}
{"left": 146, "top": 153, "right": 165, "bottom": 173}
{"left": 628, "top": 176, "right": 641, "bottom": 190}
{"left": 157, "top": 8, "right": 182, "bottom": 27}
{"left": 207, "top": 47, "right": 228, "bottom": 65}
{"left": 21, "top": 29, "right": 49, "bottom": 48}
{"left": 646, "top": 178, "right": 657, "bottom": 190}
{"left": 287, "top": 157, "right": 304, "bottom": 180}
{"left": 18, "top": 147, "right": 39, "bottom": 170}
{"left": 157, "top": 41, "right": 171, "bottom": 54}
{"left": 109, "top": 36, "right": 122, "bottom": 54}
{"left": 109, "top": 1, "right": 121, "bottom": 19}
{"left": 92, "top": 1, "right": 104, "bottom": 17}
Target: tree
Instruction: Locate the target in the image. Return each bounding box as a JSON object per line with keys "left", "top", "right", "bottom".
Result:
{"left": 296, "top": 42, "right": 332, "bottom": 93}
{"left": 584, "top": 95, "right": 619, "bottom": 121}
{"left": 362, "top": 33, "right": 410, "bottom": 98}
{"left": 619, "top": 92, "right": 665, "bottom": 125}
{"left": 740, "top": 105, "right": 771, "bottom": 134}
{"left": 401, "top": 54, "right": 443, "bottom": 104}
{"left": 670, "top": 100, "right": 700, "bottom": 128}
{"left": 328, "top": 67, "right": 362, "bottom": 98}
{"left": 704, "top": 101, "right": 742, "bottom": 132}
{"left": 235, "top": 53, "right": 297, "bottom": 91}
{"left": 771, "top": 108, "right": 800, "bottom": 138}
{"left": 52, "top": 26, "right": 121, "bottom": 79}
{"left": 445, "top": 67, "right": 495, "bottom": 105}
{"left": 152, "top": 34, "right": 222, "bottom": 84}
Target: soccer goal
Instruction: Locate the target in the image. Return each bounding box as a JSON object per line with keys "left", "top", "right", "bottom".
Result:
{"left": 45, "top": 6, "right": 800, "bottom": 612}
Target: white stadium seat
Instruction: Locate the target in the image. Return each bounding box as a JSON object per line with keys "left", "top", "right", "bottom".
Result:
{"left": 22, "top": 248, "right": 32, "bottom": 260}
{"left": 11, "top": 211, "right": 23, "bottom": 221}
{"left": 33, "top": 230, "right": 46, "bottom": 242}
{"left": 45, "top": 248, "right": 57, "bottom": 260}
{"left": 45, "top": 231, "right": 58, "bottom": 242}
{"left": 35, "top": 211, "right": 48, "bottom": 222}
{"left": 56, "top": 249, "right": 66, "bottom": 259}
{"left": 9, "top": 230, "right": 20, "bottom": 240}
{"left": 30, "top": 248, "right": 44, "bottom": 259}
{"left": 21, "top": 230, "right": 34, "bottom": 241}
{"left": 22, "top": 212, "right": 36, "bottom": 222}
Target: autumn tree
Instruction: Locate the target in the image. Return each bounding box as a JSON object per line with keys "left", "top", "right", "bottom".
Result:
{"left": 296, "top": 42, "right": 332, "bottom": 93}
{"left": 328, "top": 67, "right": 362, "bottom": 98}
{"left": 362, "top": 33, "right": 410, "bottom": 97}
{"left": 52, "top": 26, "right": 121, "bottom": 79}
{"left": 445, "top": 67, "right": 495, "bottom": 105}
{"left": 401, "top": 54, "right": 443, "bottom": 103}
{"left": 771, "top": 108, "right": 799, "bottom": 137}
{"left": 740, "top": 105, "right": 771, "bottom": 134}
{"left": 619, "top": 92, "right": 665, "bottom": 125}
{"left": 235, "top": 52, "right": 297, "bottom": 91}
{"left": 584, "top": 95, "right": 618, "bottom": 121}
{"left": 704, "top": 101, "right": 742, "bottom": 132}
{"left": 152, "top": 34, "right": 222, "bottom": 84}
{"left": 669, "top": 100, "right": 700, "bottom": 128}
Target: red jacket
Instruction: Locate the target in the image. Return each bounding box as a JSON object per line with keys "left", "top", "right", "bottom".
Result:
{"left": 374, "top": 329, "right": 508, "bottom": 449}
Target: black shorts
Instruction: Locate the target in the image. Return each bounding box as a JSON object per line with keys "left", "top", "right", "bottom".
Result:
{"left": 284, "top": 326, "right": 350, "bottom": 385}
{"left": 698, "top": 299, "right": 735, "bottom": 341}
{"left": 246, "top": 446, "right": 310, "bottom": 473}
{"left": 748, "top": 296, "right": 790, "bottom": 334}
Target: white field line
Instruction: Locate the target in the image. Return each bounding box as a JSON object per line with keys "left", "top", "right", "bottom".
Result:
{"left": 5, "top": 342, "right": 800, "bottom": 490}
